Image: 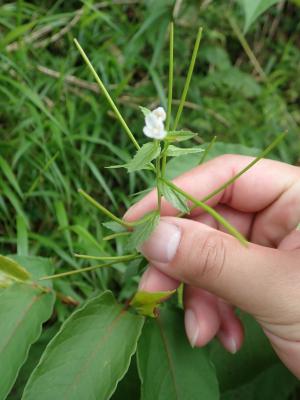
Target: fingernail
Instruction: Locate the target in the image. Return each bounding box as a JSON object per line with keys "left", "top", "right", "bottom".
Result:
{"left": 185, "top": 309, "right": 200, "bottom": 348}
{"left": 139, "top": 268, "right": 150, "bottom": 291}
{"left": 140, "top": 221, "right": 181, "bottom": 263}
{"left": 227, "top": 337, "right": 237, "bottom": 354}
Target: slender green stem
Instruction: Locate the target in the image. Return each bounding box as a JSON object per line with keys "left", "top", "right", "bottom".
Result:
{"left": 74, "top": 39, "right": 140, "bottom": 150}
{"left": 173, "top": 27, "right": 203, "bottom": 130}
{"left": 78, "top": 188, "right": 130, "bottom": 228}
{"left": 200, "top": 133, "right": 285, "bottom": 203}
{"left": 39, "top": 258, "right": 139, "bottom": 281}
{"left": 74, "top": 253, "right": 141, "bottom": 261}
{"left": 162, "top": 22, "right": 174, "bottom": 178}
{"left": 160, "top": 178, "right": 247, "bottom": 245}
{"left": 103, "top": 231, "right": 130, "bottom": 241}
{"left": 199, "top": 136, "right": 217, "bottom": 165}
{"left": 156, "top": 155, "right": 162, "bottom": 211}
{"left": 166, "top": 22, "right": 174, "bottom": 131}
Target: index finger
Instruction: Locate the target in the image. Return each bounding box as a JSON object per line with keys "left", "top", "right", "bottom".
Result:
{"left": 124, "top": 154, "right": 299, "bottom": 222}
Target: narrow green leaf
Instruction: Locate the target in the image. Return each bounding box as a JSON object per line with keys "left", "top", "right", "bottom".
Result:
{"left": 130, "top": 290, "right": 175, "bottom": 317}
{"left": 22, "top": 291, "right": 144, "bottom": 400}
{"left": 166, "top": 130, "right": 197, "bottom": 142}
{"left": 158, "top": 181, "right": 189, "bottom": 213}
{"left": 240, "top": 0, "right": 280, "bottom": 33}
{"left": 0, "top": 155, "right": 23, "bottom": 198}
{"left": 166, "top": 145, "right": 204, "bottom": 157}
{"left": 54, "top": 201, "right": 73, "bottom": 253}
{"left": 0, "top": 283, "right": 54, "bottom": 399}
{"left": 0, "top": 255, "right": 31, "bottom": 281}
{"left": 139, "top": 106, "right": 151, "bottom": 117}
{"left": 127, "top": 211, "right": 160, "bottom": 250}
{"left": 137, "top": 308, "right": 219, "bottom": 400}
{"left": 102, "top": 221, "right": 127, "bottom": 233}
{"left": 126, "top": 142, "right": 160, "bottom": 173}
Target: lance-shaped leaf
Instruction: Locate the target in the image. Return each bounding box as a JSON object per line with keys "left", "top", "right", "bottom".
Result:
{"left": 166, "top": 145, "right": 204, "bottom": 157}
{"left": 127, "top": 211, "right": 160, "bottom": 250}
{"left": 130, "top": 290, "right": 175, "bottom": 317}
{"left": 0, "top": 283, "right": 54, "bottom": 400}
{"left": 166, "top": 130, "right": 198, "bottom": 142}
{"left": 240, "top": 0, "right": 280, "bottom": 33}
{"left": 158, "top": 180, "right": 189, "bottom": 213}
{"left": 137, "top": 308, "right": 219, "bottom": 400}
{"left": 22, "top": 291, "right": 144, "bottom": 400}
{"left": 126, "top": 142, "right": 160, "bottom": 172}
{"left": 0, "top": 255, "right": 31, "bottom": 281}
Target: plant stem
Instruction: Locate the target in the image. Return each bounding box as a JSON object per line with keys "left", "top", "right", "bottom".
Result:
{"left": 74, "top": 39, "right": 140, "bottom": 150}
{"left": 78, "top": 188, "right": 131, "bottom": 228}
{"left": 166, "top": 22, "right": 174, "bottom": 131}
{"left": 103, "top": 232, "right": 130, "bottom": 241}
{"left": 160, "top": 178, "right": 247, "bottom": 245}
{"left": 200, "top": 133, "right": 285, "bottom": 203}
{"left": 74, "top": 254, "right": 141, "bottom": 261}
{"left": 199, "top": 135, "right": 217, "bottom": 165}
{"left": 39, "top": 258, "right": 140, "bottom": 281}
{"left": 173, "top": 27, "right": 203, "bottom": 130}
{"left": 156, "top": 155, "right": 162, "bottom": 211}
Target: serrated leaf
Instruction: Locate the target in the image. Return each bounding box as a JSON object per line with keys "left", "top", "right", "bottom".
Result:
{"left": 158, "top": 180, "right": 190, "bottom": 213}
{"left": 102, "top": 221, "right": 127, "bottom": 233}
{"left": 0, "top": 283, "right": 54, "bottom": 399}
{"left": 127, "top": 211, "right": 160, "bottom": 250}
{"left": 22, "top": 291, "right": 144, "bottom": 400}
{"left": 139, "top": 106, "right": 151, "bottom": 117}
{"left": 166, "top": 145, "right": 204, "bottom": 157}
{"left": 0, "top": 255, "right": 31, "bottom": 281}
{"left": 137, "top": 308, "right": 219, "bottom": 400}
{"left": 166, "top": 130, "right": 198, "bottom": 142}
{"left": 130, "top": 290, "right": 175, "bottom": 317}
{"left": 126, "top": 142, "right": 160, "bottom": 173}
{"left": 240, "top": 0, "right": 280, "bottom": 33}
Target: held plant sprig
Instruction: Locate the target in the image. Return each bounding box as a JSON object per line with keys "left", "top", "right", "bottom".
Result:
{"left": 42, "top": 24, "right": 285, "bottom": 316}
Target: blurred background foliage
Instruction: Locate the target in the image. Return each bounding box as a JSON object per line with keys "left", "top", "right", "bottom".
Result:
{"left": 0, "top": 0, "right": 300, "bottom": 298}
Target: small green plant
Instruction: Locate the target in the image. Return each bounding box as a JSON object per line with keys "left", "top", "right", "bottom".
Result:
{"left": 0, "top": 20, "right": 286, "bottom": 400}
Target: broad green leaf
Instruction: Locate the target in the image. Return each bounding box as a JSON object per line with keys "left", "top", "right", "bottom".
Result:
{"left": 0, "top": 255, "right": 31, "bottom": 281}
{"left": 139, "top": 106, "right": 151, "bottom": 117}
{"left": 221, "top": 362, "right": 298, "bottom": 400}
{"left": 158, "top": 180, "right": 189, "bottom": 213}
{"left": 17, "top": 214, "right": 28, "bottom": 256}
{"left": 130, "top": 290, "right": 175, "bottom": 317}
{"left": 126, "top": 142, "right": 160, "bottom": 173}
{"left": 22, "top": 291, "right": 144, "bottom": 400}
{"left": 239, "top": 0, "right": 280, "bottom": 33}
{"left": 137, "top": 308, "right": 219, "bottom": 400}
{"left": 0, "top": 283, "right": 54, "bottom": 399}
{"left": 166, "top": 130, "right": 198, "bottom": 142}
{"left": 166, "top": 145, "right": 204, "bottom": 157}
{"left": 210, "top": 312, "right": 277, "bottom": 392}
{"left": 127, "top": 211, "right": 160, "bottom": 250}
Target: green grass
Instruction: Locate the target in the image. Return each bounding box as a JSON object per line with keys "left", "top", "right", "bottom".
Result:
{"left": 0, "top": 0, "right": 300, "bottom": 298}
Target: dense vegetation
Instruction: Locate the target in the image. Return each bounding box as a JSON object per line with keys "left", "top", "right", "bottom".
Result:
{"left": 0, "top": 0, "right": 300, "bottom": 399}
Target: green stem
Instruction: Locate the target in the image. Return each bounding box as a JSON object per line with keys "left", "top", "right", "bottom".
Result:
{"left": 74, "top": 254, "right": 141, "bottom": 261}
{"left": 160, "top": 178, "right": 247, "bottom": 245}
{"left": 39, "top": 259, "right": 138, "bottom": 281}
{"left": 156, "top": 155, "right": 162, "bottom": 211}
{"left": 74, "top": 39, "right": 140, "bottom": 150}
{"left": 173, "top": 27, "right": 203, "bottom": 130}
{"left": 200, "top": 133, "right": 285, "bottom": 203}
{"left": 166, "top": 22, "right": 174, "bottom": 131}
{"left": 199, "top": 136, "right": 217, "bottom": 165}
{"left": 78, "top": 188, "right": 130, "bottom": 228}
{"left": 103, "top": 232, "right": 130, "bottom": 241}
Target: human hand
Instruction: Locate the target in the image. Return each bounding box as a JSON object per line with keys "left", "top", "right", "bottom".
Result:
{"left": 124, "top": 155, "right": 300, "bottom": 378}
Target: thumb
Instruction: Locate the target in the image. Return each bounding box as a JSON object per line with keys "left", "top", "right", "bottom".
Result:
{"left": 140, "top": 217, "right": 298, "bottom": 318}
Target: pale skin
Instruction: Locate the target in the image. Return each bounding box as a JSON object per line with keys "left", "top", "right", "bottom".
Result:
{"left": 124, "top": 155, "right": 300, "bottom": 378}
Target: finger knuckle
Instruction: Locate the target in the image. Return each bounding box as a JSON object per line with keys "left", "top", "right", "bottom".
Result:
{"left": 186, "top": 232, "right": 226, "bottom": 283}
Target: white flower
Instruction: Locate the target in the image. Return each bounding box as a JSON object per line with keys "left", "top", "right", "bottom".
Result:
{"left": 143, "top": 107, "right": 167, "bottom": 140}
